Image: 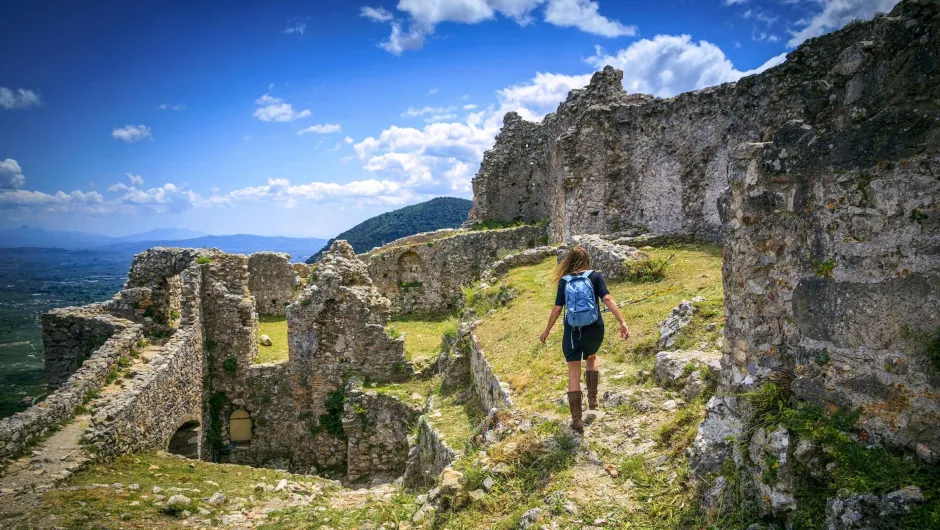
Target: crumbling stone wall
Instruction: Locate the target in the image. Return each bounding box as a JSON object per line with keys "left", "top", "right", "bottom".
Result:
{"left": 364, "top": 225, "right": 546, "bottom": 315}
{"left": 84, "top": 265, "right": 205, "bottom": 460}
{"left": 342, "top": 377, "right": 418, "bottom": 484}
{"left": 124, "top": 247, "right": 204, "bottom": 329}
{"left": 567, "top": 234, "right": 647, "bottom": 280}
{"left": 685, "top": 1, "right": 940, "bottom": 522}
{"left": 248, "top": 252, "right": 301, "bottom": 316}
{"left": 403, "top": 416, "right": 458, "bottom": 489}
{"left": 0, "top": 309, "right": 142, "bottom": 461}
{"left": 41, "top": 306, "right": 128, "bottom": 391}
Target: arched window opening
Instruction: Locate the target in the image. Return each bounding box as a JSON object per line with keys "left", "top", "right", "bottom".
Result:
{"left": 229, "top": 409, "right": 252, "bottom": 443}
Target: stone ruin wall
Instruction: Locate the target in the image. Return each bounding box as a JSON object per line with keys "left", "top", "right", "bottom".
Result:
{"left": 248, "top": 251, "right": 302, "bottom": 316}
{"left": 363, "top": 225, "right": 547, "bottom": 315}
{"left": 0, "top": 307, "right": 143, "bottom": 461}
{"left": 469, "top": 0, "right": 940, "bottom": 521}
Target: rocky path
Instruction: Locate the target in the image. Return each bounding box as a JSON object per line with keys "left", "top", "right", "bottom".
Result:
{"left": 0, "top": 344, "right": 162, "bottom": 522}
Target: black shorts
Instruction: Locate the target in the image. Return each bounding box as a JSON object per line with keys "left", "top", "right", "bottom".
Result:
{"left": 562, "top": 322, "right": 604, "bottom": 362}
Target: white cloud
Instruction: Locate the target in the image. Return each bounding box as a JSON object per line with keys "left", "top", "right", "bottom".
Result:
{"left": 724, "top": 0, "right": 748, "bottom": 5}
{"left": 285, "top": 22, "right": 306, "bottom": 35}
{"left": 586, "top": 36, "right": 786, "bottom": 97}
{"left": 344, "top": 136, "right": 354, "bottom": 144}
{"left": 298, "top": 123, "right": 342, "bottom": 134}
{"left": 788, "top": 0, "right": 899, "bottom": 47}
{"left": 543, "top": 0, "right": 637, "bottom": 37}
{"left": 497, "top": 71, "right": 592, "bottom": 119}
{"left": 425, "top": 113, "right": 458, "bottom": 123}
{"left": 111, "top": 124, "right": 153, "bottom": 143}
{"left": 0, "top": 88, "right": 41, "bottom": 110}
{"left": 224, "top": 177, "right": 413, "bottom": 207}
{"left": 363, "top": 0, "right": 633, "bottom": 55}
{"left": 253, "top": 94, "right": 312, "bottom": 122}
{"left": 463, "top": 104, "right": 478, "bottom": 110}
{"left": 127, "top": 173, "right": 144, "bottom": 186}
{"left": 158, "top": 103, "right": 184, "bottom": 111}
{"left": 0, "top": 159, "right": 25, "bottom": 189}
{"left": 402, "top": 105, "right": 457, "bottom": 117}
{"left": 361, "top": 6, "right": 394, "bottom": 22}
{"left": 428, "top": 88, "right": 438, "bottom": 94}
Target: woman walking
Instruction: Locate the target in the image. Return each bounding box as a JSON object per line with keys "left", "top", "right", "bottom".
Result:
{"left": 539, "top": 246, "right": 630, "bottom": 433}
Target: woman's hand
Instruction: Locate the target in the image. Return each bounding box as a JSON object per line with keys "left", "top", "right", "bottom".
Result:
{"left": 539, "top": 330, "right": 549, "bottom": 344}
{"left": 619, "top": 322, "right": 630, "bottom": 340}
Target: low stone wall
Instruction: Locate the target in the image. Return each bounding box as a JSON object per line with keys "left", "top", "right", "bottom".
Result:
{"left": 41, "top": 305, "right": 128, "bottom": 391}
{"left": 0, "top": 309, "right": 142, "bottom": 461}
{"left": 403, "top": 416, "right": 459, "bottom": 488}
{"left": 469, "top": 326, "right": 512, "bottom": 412}
{"left": 480, "top": 246, "right": 564, "bottom": 283}
{"left": 567, "top": 234, "right": 648, "bottom": 280}
{"left": 363, "top": 225, "right": 547, "bottom": 315}
{"left": 83, "top": 265, "right": 205, "bottom": 461}
{"left": 343, "top": 378, "right": 419, "bottom": 484}
{"left": 248, "top": 252, "right": 300, "bottom": 316}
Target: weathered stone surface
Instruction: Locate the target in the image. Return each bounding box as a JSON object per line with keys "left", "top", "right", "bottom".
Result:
{"left": 363, "top": 225, "right": 546, "bottom": 314}
{"left": 403, "top": 417, "right": 458, "bottom": 489}
{"left": 657, "top": 300, "right": 697, "bottom": 350}
{"left": 480, "top": 245, "right": 564, "bottom": 283}
{"left": 343, "top": 377, "right": 418, "bottom": 484}
{"left": 654, "top": 350, "right": 721, "bottom": 399}
{"left": 247, "top": 252, "right": 300, "bottom": 316}
{"left": 825, "top": 486, "right": 924, "bottom": 529}
{"left": 690, "top": 395, "right": 744, "bottom": 473}
{"left": 567, "top": 234, "right": 647, "bottom": 280}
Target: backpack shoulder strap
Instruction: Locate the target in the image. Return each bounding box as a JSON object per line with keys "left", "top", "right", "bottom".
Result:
{"left": 562, "top": 274, "right": 573, "bottom": 282}
{"left": 581, "top": 270, "right": 594, "bottom": 278}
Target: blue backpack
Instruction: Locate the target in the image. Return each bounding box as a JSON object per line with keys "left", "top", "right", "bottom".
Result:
{"left": 563, "top": 270, "right": 598, "bottom": 348}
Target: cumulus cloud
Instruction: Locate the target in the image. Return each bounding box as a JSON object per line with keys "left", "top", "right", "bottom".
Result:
{"left": 224, "top": 177, "right": 412, "bottom": 207}
{"left": 0, "top": 159, "right": 26, "bottom": 189}
{"left": 586, "top": 36, "right": 786, "bottom": 97}
{"left": 463, "top": 104, "right": 478, "bottom": 110}
{"left": 111, "top": 124, "right": 153, "bottom": 143}
{"left": 127, "top": 173, "right": 144, "bottom": 186}
{"left": 543, "top": 0, "right": 636, "bottom": 37}
{"left": 0, "top": 88, "right": 41, "bottom": 110}
{"left": 724, "top": 0, "right": 748, "bottom": 5}
{"left": 362, "top": 0, "right": 633, "bottom": 55}
{"left": 298, "top": 123, "right": 342, "bottom": 134}
{"left": 344, "top": 136, "right": 354, "bottom": 144}
{"left": 158, "top": 103, "right": 184, "bottom": 111}
{"left": 788, "top": 0, "right": 899, "bottom": 47}
{"left": 253, "top": 94, "right": 312, "bottom": 122}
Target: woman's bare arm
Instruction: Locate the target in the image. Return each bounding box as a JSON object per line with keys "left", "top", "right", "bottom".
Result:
{"left": 539, "top": 305, "right": 563, "bottom": 344}
{"left": 603, "top": 294, "right": 630, "bottom": 340}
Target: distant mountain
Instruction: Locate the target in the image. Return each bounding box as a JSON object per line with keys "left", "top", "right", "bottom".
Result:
{"left": 115, "top": 228, "right": 208, "bottom": 242}
{"left": 306, "top": 197, "right": 472, "bottom": 264}
{"left": 100, "top": 234, "right": 328, "bottom": 262}
{"left": 0, "top": 225, "right": 113, "bottom": 249}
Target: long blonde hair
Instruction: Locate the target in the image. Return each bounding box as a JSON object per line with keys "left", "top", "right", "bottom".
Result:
{"left": 551, "top": 246, "right": 591, "bottom": 284}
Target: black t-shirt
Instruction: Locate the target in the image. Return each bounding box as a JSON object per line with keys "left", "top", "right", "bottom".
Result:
{"left": 555, "top": 270, "right": 610, "bottom": 329}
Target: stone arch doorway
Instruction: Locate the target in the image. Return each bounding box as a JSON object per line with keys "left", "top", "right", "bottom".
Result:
{"left": 229, "top": 409, "right": 252, "bottom": 443}
{"left": 167, "top": 420, "right": 201, "bottom": 459}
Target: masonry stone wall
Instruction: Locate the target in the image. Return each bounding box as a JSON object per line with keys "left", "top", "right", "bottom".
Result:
{"left": 40, "top": 306, "right": 129, "bottom": 391}
{"left": 343, "top": 377, "right": 419, "bottom": 484}
{"left": 124, "top": 247, "right": 205, "bottom": 330}
{"left": 364, "top": 225, "right": 546, "bottom": 315}
{"left": 0, "top": 309, "right": 142, "bottom": 461}
{"left": 469, "top": 324, "right": 513, "bottom": 412}
{"left": 468, "top": 7, "right": 940, "bottom": 244}
{"left": 248, "top": 251, "right": 300, "bottom": 316}
{"left": 403, "top": 416, "right": 459, "bottom": 489}
{"left": 84, "top": 265, "right": 205, "bottom": 460}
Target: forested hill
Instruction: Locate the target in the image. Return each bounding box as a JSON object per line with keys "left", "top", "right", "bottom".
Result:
{"left": 306, "top": 197, "right": 472, "bottom": 263}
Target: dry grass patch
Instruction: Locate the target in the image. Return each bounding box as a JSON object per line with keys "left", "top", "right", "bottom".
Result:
{"left": 256, "top": 315, "right": 289, "bottom": 364}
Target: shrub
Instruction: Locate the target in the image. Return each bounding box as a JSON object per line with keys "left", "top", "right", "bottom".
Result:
{"left": 195, "top": 256, "right": 212, "bottom": 265}
{"left": 222, "top": 357, "right": 237, "bottom": 374}
{"left": 169, "top": 309, "right": 181, "bottom": 321}
{"left": 624, "top": 256, "right": 671, "bottom": 282}
{"left": 814, "top": 258, "right": 835, "bottom": 277}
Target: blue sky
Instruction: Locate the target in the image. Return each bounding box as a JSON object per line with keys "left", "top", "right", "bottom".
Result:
{"left": 0, "top": 0, "right": 898, "bottom": 238}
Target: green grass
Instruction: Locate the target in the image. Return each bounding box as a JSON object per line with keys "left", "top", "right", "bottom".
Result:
{"left": 474, "top": 243, "right": 724, "bottom": 412}
{"left": 390, "top": 313, "right": 458, "bottom": 362}
{"left": 256, "top": 315, "right": 289, "bottom": 364}
{"left": 27, "top": 452, "right": 336, "bottom": 529}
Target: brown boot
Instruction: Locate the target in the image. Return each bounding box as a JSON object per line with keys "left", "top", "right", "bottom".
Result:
{"left": 586, "top": 371, "right": 599, "bottom": 410}
{"left": 567, "top": 391, "right": 584, "bottom": 434}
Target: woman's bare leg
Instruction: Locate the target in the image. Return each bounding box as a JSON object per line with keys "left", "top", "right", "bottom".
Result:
{"left": 585, "top": 354, "right": 599, "bottom": 372}
{"left": 567, "top": 361, "right": 582, "bottom": 392}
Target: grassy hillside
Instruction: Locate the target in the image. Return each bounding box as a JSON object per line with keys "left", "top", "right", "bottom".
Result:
{"left": 306, "top": 197, "right": 472, "bottom": 263}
